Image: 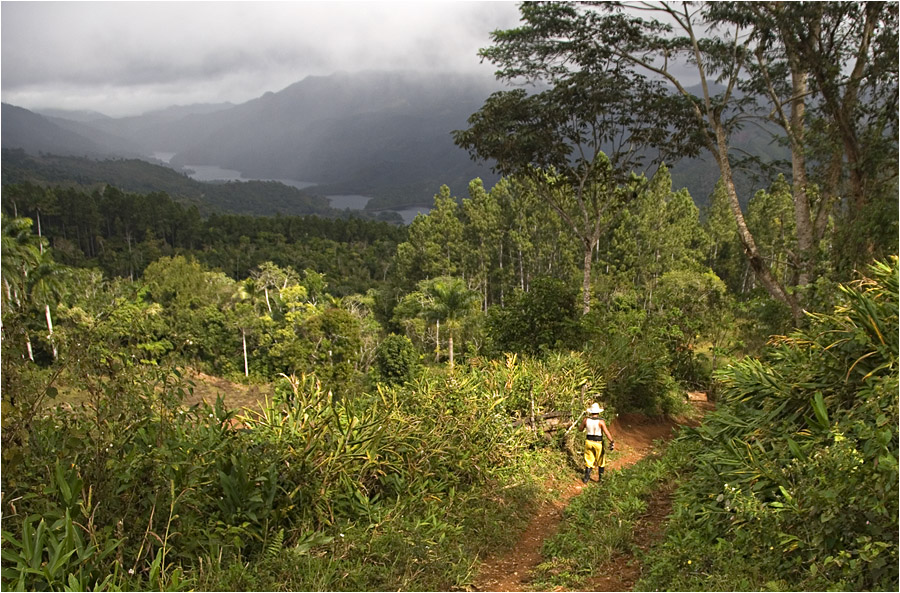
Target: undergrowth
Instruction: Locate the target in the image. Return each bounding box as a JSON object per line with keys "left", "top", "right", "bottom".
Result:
{"left": 529, "top": 436, "right": 698, "bottom": 590}
{"left": 636, "top": 258, "right": 899, "bottom": 592}
{"left": 1, "top": 352, "right": 578, "bottom": 591}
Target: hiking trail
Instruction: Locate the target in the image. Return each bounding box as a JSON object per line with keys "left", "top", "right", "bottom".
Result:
{"left": 472, "top": 394, "right": 713, "bottom": 592}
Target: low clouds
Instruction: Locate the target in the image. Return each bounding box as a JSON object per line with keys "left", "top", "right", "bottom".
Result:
{"left": 1, "top": 1, "right": 521, "bottom": 117}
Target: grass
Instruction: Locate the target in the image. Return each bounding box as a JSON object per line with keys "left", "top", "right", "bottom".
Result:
{"left": 192, "top": 447, "right": 573, "bottom": 592}
{"left": 529, "top": 435, "right": 697, "bottom": 591}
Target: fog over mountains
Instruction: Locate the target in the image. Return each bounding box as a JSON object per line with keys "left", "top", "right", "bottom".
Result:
{"left": 3, "top": 70, "right": 507, "bottom": 206}
{"left": 3, "top": 69, "right": 758, "bottom": 213}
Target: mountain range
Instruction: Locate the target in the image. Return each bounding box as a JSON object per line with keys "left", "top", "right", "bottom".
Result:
{"left": 2, "top": 71, "right": 508, "bottom": 209}
{"left": 2, "top": 70, "right": 775, "bottom": 215}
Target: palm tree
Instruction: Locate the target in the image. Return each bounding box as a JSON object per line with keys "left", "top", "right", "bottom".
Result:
{"left": 27, "top": 260, "right": 67, "bottom": 359}
{"left": 228, "top": 280, "right": 260, "bottom": 378}
{"left": 2, "top": 217, "right": 40, "bottom": 303}
{"left": 421, "top": 276, "right": 480, "bottom": 369}
{"left": 2, "top": 216, "right": 43, "bottom": 361}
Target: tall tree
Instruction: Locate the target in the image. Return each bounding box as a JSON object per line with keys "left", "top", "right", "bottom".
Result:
{"left": 461, "top": 179, "right": 503, "bottom": 311}
{"left": 1, "top": 216, "right": 44, "bottom": 361}
{"left": 609, "top": 165, "right": 709, "bottom": 309}
{"left": 504, "top": 1, "right": 896, "bottom": 319}
{"left": 420, "top": 276, "right": 480, "bottom": 369}
{"left": 394, "top": 186, "right": 465, "bottom": 287}
{"left": 731, "top": 2, "right": 898, "bottom": 274}
{"left": 702, "top": 180, "right": 745, "bottom": 293}
{"left": 454, "top": 2, "right": 699, "bottom": 314}
{"left": 27, "top": 259, "right": 67, "bottom": 359}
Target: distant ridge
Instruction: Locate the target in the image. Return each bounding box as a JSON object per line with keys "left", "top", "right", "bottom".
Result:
{"left": 2, "top": 103, "right": 114, "bottom": 157}
{"left": 2, "top": 71, "right": 783, "bottom": 212}
{"left": 0, "top": 149, "right": 361, "bottom": 219}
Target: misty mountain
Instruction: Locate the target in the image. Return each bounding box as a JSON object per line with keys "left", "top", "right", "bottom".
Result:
{"left": 85, "top": 102, "right": 237, "bottom": 156}
{"left": 35, "top": 108, "right": 113, "bottom": 123}
{"left": 160, "top": 71, "right": 505, "bottom": 203}
{"left": 0, "top": 149, "right": 351, "bottom": 219}
{"left": 4, "top": 71, "right": 507, "bottom": 205}
{"left": 1, "top": 103, "right": 127, "bottom": 158}
{"left": 3, "top": 72, "right": 785, "bottom": 212}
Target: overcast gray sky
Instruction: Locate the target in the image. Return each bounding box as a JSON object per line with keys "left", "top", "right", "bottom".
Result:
{"left": 2, "top": 1, "right": 523, "bottom": 117}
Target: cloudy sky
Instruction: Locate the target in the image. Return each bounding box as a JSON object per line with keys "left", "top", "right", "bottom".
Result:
{"left": 2, "top": 1, "right": 523, "bottom": 117}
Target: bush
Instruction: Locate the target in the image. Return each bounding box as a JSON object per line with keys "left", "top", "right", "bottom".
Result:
{"left": 2, "top": 350, "right": 596, "bottom": 591}
{"left": 638, "top": 257, "right": 899, "bottom": 591}
{"left": 485, "top": 277, "right": 581, "bottom": 356}
{"left": 373, "top": 333, "right": 418, "bottom": 385}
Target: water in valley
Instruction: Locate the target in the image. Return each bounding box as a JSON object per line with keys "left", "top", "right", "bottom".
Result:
{"left": 151, "top": 153, "right": 428, "bottom": 223}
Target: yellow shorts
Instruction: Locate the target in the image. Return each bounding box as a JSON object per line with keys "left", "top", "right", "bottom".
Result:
{"left": 584, "top": 439, "right": 606, "bottom": 469}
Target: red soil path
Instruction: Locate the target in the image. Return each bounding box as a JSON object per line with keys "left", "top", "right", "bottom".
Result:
{"left": 472, "top": 394, "right": 713, "bottom": 592}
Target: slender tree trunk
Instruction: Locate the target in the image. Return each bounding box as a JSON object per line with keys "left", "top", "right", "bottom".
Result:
{"left": 480, "top": 249, "right": 488, "bottom": 311}
{"left": 530, "top": 386, "right": 536, "bottom": 434}
{"left": 45, "top": 304, "right": 56, "bottom": 359}
{"left": 582, "top": 242, "right": 592, "bottom": 315}
{"left": 242, "top": 329, "right": 249, "bottom": 377}
{"left": 448, "top": 329, "right": 455, "bottom": 370}
{"left": 783, "top": 59, "right": 815, "bottom": 286}
{"left": 712, "top": 124, "right": 802, "bottom": 320}
{"left": 44, "top": 304, "right": 53, "bottom": 335}
{"left": 36, "top": 210, "right": 43, "bottom": 255}
{"left": 435, "top": 319, "right": 440, "bottom": 363}
{"left": 264, "top": 288, "right": 272, "bottom": 313}
{"left": 519, "top": 248, "right": 525, "bottom": 291}
{"left": 499, "top": 242, "right": 505, "bottom": 307}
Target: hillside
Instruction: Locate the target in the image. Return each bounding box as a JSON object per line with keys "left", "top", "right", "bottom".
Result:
{"left": 0, "top": 149, "right": 356, "bottom": 219}
{"left": 4, "top": 71, "right": 506, "bottom": 207}
{"left": 162, "top": 70, "right": 506, "bottom": 204}
{"left": 1, "top": 103, "right": 118, "bottom": 157}
{"left": 3, "top": 72, "right": 786, "bottom": 212}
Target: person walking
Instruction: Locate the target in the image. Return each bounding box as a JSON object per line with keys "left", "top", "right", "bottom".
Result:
{"left": 579, "top": 403, "right": 614, "bottom": 483}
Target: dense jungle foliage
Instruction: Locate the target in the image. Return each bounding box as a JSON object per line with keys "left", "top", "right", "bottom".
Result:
{"left": 1, "top": 149, "right": 404, "bottom": 221}
{"left": 532, "top": 259, "right": 898, "bottom": 592}
{"left": 2, "top": 1, "right": 897, "bottom": 591}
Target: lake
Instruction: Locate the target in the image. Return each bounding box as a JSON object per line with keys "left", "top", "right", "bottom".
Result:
{"left": 150, "top": 153, "right": 429, "bottom": 223}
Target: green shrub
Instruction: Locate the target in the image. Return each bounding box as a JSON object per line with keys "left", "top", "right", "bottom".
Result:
{"left": 373, "top": 333, "right": 419, "bottom": 385}
{"left": 638, "top": 257, "right": 899, "bottom": 591}
{"left": 485, "top": 276, "right": 582, "bottom": 356}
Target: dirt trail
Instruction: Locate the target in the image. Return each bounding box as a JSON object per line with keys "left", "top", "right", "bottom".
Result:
{"left": 472, "top": 394, "right": 712, "bottom": 592}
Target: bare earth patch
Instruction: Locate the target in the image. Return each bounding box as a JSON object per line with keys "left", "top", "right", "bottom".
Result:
{"left": 183, "top": 370, "right": 272, "bottom": 413}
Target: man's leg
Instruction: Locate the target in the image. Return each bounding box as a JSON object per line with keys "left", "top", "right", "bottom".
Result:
{"left": 597, "top": 441, "right": 607, "bottom": 482}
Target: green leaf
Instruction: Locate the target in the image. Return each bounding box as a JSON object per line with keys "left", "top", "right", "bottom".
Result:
{"left": 811, "top": 392, "right": 829, "bottom": 430}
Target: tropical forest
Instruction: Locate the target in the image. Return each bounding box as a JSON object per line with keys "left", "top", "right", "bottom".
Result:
{"left": 1, "top": 2, "right": 897, "bottom": 592}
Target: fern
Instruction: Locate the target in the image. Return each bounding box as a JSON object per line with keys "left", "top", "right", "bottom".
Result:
{"left": 263, "top": 528, "right": 284, "bottom": 561}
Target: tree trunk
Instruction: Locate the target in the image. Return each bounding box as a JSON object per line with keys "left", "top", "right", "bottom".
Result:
{"left": 448, "top": 329, "right": 455, "bottom": 370}
{"left": 499, "top": 242, "right": 505, "bottom": 307}
{"left": 781, "top": 55, "right": 815, "bottom": 287}
{"left": 712, "top": 124, "right": 803, "bottom": 321}
{"left": 36, "top": 210, "right": 43, "bottom": 255}
{"left": 435, "top": 319, "right": 441, "bottom": 363}
{"left": 519, "top": 248, "right": 525, "bottom": 291}
{"left": 242, "top": 328, "right": 249, "bottom": 377}
{"left": 45, "top": 304, "right": 56, "bottom": 359}
{"left": 582, "top": 242, "right": 592, "bottom": 315}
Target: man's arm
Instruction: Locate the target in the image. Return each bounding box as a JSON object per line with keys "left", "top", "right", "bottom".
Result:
{"left": 578, "top": 417, "right": 587, "bottom": 432}
{"left": 599, "top": 419, "right": 614, "bottom": 442}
